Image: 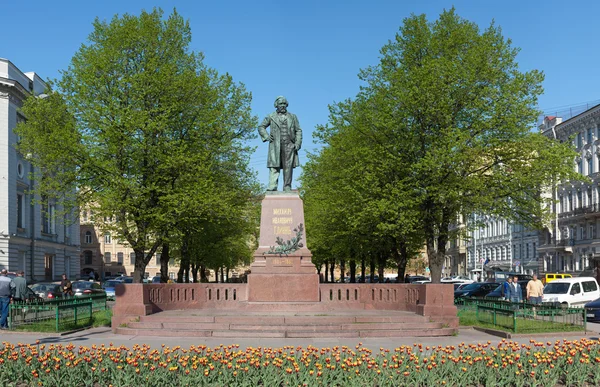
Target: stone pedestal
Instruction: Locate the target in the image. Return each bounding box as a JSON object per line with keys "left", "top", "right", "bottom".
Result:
{"left": 247, "top": 191, "right": 319, "bottom": 302}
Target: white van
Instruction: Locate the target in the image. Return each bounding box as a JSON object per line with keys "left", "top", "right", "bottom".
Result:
{"left": 542, "top": 277, "right": 600, "bottom": 307}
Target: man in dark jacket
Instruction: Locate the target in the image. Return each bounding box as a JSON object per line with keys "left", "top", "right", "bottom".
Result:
{"left": 60, "top": 274, "right": 73, "bottom": 297}
{"left": 0, "top": 269, "right": 16, "bottom": 329}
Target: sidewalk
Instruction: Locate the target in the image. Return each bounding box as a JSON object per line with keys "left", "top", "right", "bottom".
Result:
{"left": 2, "top": 326, "right": 599, "bottom": 350}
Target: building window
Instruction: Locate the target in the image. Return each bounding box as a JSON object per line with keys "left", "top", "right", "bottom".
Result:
{"left": 17, "top": 162, "right": 24, "bottom": 178}
{"left": 578, "top": 160, "right": 583, "bottom": 174}
{"left": 84, "top": 251, "right": 93, "bottom": 265}
{"left": 533, "top": 243, "right": 536, "bottom": 258}
{"left": 155, "top": 253, "right": 161, "bottom": 266}
{"left": 526, "top": 244, "right": 529, "bottom": 258}
{"left": 41, "top": 198, "right": 56, "bottom": 234}
{"left": 588, "top": 128, "right": 594, "bottom": 144}
{"left": 577, "top": 133, "right": 583, "bottom": 148}
{"left": 169, "top": 258, "right": 174, "bottom": 266}
{"left": 104, "top": 252, "right": 111, "bottom": 263}
{"left": 577, "top": 191, "right": 583, "bottom": 208}
{"left": 104, "top": 233, "right": 111, "bottom": 244}
{"left": 588, "top": 188, "right": 593, "bottom": 206}
{"left": 17, "top": 193, "right": 24, "bottom": 229}
{"left": 588, "top": 158, "right": 594, "bottom": 176}
{"left": 117, "top": 252, "right": 123, "bottom": 264}
{"left": 85, "top": 231, "right": 92, "bottom": 244}
{"left": 130, "top": 252, "right": 135, "bottom": 265}
{"left": 568, "top": 193, "right": 573, "bottom": 211}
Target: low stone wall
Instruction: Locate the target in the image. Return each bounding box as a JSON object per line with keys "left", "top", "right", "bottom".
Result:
{"left": 111, "top": 283, "right": 457, "bottom": 331}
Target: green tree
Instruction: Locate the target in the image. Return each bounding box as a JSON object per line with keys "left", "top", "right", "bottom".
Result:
{"left": 304, "top": 8, "right": 579, "bottom": 283}
{"left": 16, "top": 8, "right": 258, "bottom": 282}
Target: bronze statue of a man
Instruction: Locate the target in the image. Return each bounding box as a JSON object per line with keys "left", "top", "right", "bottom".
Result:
{"left": 258, "top": 96, "right": 302, "bottom": 191}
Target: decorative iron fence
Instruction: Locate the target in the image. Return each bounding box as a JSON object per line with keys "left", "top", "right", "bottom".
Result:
{"left": 457, "top": 297, "right": 586, "bottom": 333}
{"left": 8, "top": 295, "right": 106, "bottom": 331}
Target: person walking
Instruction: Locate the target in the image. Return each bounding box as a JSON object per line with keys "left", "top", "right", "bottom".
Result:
{"left": 508, "top": 275, "right": 523, "bottom": 305}
{"left": 61, "top": 274, "right": 73, "bottom": 297}
{"left": 12, "top": 271, "right": 27, "bottom": 302}
{"left": 0, "top": 269, "right": 16, "bottom": 329}
{"left": 526, "top": 274, "right": 544, "bottom": 305}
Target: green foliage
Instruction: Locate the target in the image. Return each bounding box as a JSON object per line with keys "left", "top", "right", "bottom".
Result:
{"left": 302, "top": 8, "right": 580, "bottom": 283}
{"left": 16, "top": 8, "right": 258, "bottom": 282}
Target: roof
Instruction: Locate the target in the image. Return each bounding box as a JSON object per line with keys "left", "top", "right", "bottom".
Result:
{"left": 548, "top": 277, "right": 598, "bottom": 283}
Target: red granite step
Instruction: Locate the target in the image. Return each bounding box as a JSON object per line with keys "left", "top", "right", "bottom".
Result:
{"left": 115, "top": 327, "right": 212, "bottom": 337}
{"left": 341, "top": 322, "right": 443, "bottom": 330}
{"left": 359, "top": 328, "right": 456, "bottom": 338}
{"left": 119, "top": 311, "right": 457, "bottom": 338}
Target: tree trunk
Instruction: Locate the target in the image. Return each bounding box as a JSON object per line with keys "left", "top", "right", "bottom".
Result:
{"left": 226, "top": 267, "right": 230, "bottom": 283}
{"left": 324, "top": 260, "right": 330, "bottom": 283}
{"left": 220, "top": 267, "right": 225, "bottom": 283}
{"left": 395, "top": 241, "right": 408, "bottom": 283}
{"left": 369, "top": 256, "right": 376, "bottom": 283}
{"left": 329, "top": 259, "right": 335, "bottom": 282}
{"left": 349, "top": 260, "right": 356, "bottom": 283}
{"left": 214, "top": 269, "right": 219, "bottom": 283}
{"left": 133, "top": 249, "right": 147, "bottom": 283}
{"left": 191, "top": 263, "right": 199, "bottom": 283}
{"left": 424, "top": 205, "right": 450, "bottom": 284}
{"left": 360, "top": 257, "right": 366, "bottom": 282}
{"left": 378, "top": 253, "right": 385, "bottom": 283}
{"left": 200, "top": 265, "right": 208, "bottom": 283}
{"left": 160, "top": 243, "right": 170, "bottom": 283}
{"left": 178, "top": 236, "right": 190, "bottom": 283}
{"left": 339, "top": 259, "right": 346, "bottom": 283}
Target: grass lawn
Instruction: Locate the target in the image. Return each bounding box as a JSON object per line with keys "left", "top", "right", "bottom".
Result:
{"left": 458, "top": 309, "right": 585, "bottom": 333}
{"left": 12, "top": 309, "right": 112, "bottom": 333}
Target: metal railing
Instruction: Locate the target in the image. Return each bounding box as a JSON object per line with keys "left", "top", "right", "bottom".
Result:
{"left": 8, "top": 294, "right": 106, "bottom": 331}
{"left": 457, "top": 297, "right": 586, "bottom": 333}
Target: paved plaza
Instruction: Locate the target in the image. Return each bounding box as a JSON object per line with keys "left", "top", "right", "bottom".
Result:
{"left": 3, "top": 322, "right": 600, "bottom": 350}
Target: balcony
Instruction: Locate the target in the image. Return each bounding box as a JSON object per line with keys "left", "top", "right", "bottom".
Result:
{"left": 559, "top": 203, "right": 600, "bottom": 219}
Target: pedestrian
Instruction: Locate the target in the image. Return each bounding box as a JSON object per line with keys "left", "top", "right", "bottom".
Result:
{"left": 12, "top": 271, "right": 27, "bottom": 302}
{"left": 0, "top": 269, "right": 16, "bottom": 329}
{"left": 526, "top": 273, "right": 544, "bottom": 305}
{"left": 61, "top": 274, "right": 73, "bottom": 297}
{"left": 509, "top": 275, "right": 523, "bottom": 304}
{"left": 501, "top": 276, "right": 513, "bottom": 301}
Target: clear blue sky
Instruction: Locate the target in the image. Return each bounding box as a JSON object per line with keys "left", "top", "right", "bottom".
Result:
{"left": 2, "top": 0, "right": 599, "bottom": 188}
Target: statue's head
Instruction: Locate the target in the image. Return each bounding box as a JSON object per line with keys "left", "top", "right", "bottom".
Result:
{"left": 274, "top": 96, "right": 288, "bottom": 114}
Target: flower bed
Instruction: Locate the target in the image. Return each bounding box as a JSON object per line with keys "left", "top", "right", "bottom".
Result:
{"left": 1, "top": 339, "right": 600, "bottom": 386}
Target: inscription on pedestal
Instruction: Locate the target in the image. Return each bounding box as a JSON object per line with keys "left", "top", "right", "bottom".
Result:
{"left": 273, "top": 208, "right": 293, "bottom": 236}
{"left": 272, "top": 258, "right": 293, "bottom": 266}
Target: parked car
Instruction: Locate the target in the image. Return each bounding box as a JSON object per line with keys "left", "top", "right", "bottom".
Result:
{"left": 584, "top": 298, "right": 600, "bottom": 321}
{"left": 542, "top": 273, "right": 572, "bottom": 284}
{"left": 442, "top": 275, "right": 474, "bottom": 284}
{"left": 102, "top": 279, "right": 124, "bottom": 300}
{"left": 30, "top": 283, "right": 64, "bottom": 300}
{"left": 120, "top": 277, "right": 134, "bottom": 284}
{"left": 485, "top": 280, "right": 528, "bottom": 299}
{"left": 151, "top": 276, "right": 161, "bottom": 283}
{"left": 486, "top": 272, "right": 532, "bottom": 283}
{"left": 72, "top": 281, "right": 106, "bottom": 297}
{"left": 406, "top": 275, "right": 430, "bottom": 283}
{"left": 454, "top": 282, "right": 500, "bottom": 298}
{"left": 543, "top": 277, "right": 600, "bottom": 307}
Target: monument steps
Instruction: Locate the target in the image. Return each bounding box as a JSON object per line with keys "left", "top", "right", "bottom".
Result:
{"left": 119, "top": 310, "right": 456, "bottom": 338}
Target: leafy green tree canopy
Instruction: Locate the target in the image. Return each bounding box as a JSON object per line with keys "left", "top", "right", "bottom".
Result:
{"left": 17, "top": 8, "right": 258, "bottom": 282}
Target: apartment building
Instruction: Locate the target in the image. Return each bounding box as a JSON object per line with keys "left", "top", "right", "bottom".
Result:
{"left": 0, "top": 58, "right": 80, "bottom": 281}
